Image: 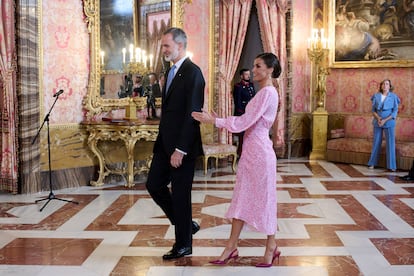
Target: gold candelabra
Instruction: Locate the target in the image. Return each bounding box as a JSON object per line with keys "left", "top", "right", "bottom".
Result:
{"left": 123, "top": 61, "right": 149, "bottom": 76}
{"left": 307, "top": 28, "right": 329, "bottom": 110}
{"left": 99, "top": 44, "right": 153, "bottom": 75}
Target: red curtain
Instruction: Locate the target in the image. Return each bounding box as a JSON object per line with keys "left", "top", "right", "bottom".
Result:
{"left": 256, "top": 0, "right": 288, "bottom": 152}
{"left": 217, "top": 0, "right": 287, "bottom": 151}
{"left": 218, "top": 0, "right": 253, "bottom": 144}
{"left": 0, "top": 0, "right": 18, "bottom": 194}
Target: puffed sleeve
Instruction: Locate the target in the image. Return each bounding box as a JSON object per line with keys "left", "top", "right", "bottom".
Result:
{"left": 215, "top": 87, "right": 278, "bottom": 133}
{"left": 390, "top": 92, "right": 400, "bottom": 119}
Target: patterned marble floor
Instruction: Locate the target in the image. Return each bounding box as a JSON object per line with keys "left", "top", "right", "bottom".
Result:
{"left": 0, "top": 159, "right": 413, "bottom": 276}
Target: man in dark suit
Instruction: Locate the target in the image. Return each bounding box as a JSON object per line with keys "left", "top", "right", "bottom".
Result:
{"left": 233, "top": 68, "right": 256, "bottom": 156}
{"left": 146, "top": 27, "right": 205, "bottom": 260}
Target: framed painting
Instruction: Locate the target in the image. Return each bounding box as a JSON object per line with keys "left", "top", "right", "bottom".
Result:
{"left": 330, "top": 0, "right": 414, "bottom": 68}
{"left": 145, "top": 10, "right": 171, "bottom": 73}
{"left": 147, "top": 10, "right": 171, "bottom": 37}
{"left": 138, "top": 1, "right": 171, "bottom": 47}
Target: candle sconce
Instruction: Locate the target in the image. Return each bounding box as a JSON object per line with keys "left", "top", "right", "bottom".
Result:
{"left": 307, "top": 28, "right": 329, "bottom": 110}
{"left": 307, "top": 28, "right": 330, "bottom": 160}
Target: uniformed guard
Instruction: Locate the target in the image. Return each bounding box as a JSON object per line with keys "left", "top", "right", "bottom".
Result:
{"left": 233, "top": 68, "right": 256, "bottom": 156}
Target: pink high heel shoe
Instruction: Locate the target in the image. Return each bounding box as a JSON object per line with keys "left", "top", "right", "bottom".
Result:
{"left": 255, "top": 248, "right": 281, "bottom": 267}
{"left": 209, "top": 248, "right": 239, "bottom": 265}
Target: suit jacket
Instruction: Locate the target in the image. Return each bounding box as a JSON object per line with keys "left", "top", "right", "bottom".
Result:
{"left": 154, "top": 58, "right": 205, "bottom": 158}
{"left": 152, "top": 83, "right": 162, "bottom": 98}
{"left": 371, "top": 91, "right": 400, "bottom": 128}
{"left": 233, "top": 81, "right": 255, "bottom": 116}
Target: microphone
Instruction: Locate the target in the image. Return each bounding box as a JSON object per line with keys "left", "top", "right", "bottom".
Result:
{"left": 53, "top": 89, "right": 64, "bottom": 97}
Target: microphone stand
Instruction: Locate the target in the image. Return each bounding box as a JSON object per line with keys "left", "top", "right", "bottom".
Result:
{"left": 32, "top": 92, "right": 78, "bottom": 212}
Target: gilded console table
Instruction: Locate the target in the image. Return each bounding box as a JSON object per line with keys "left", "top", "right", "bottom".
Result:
{"left": 82, "top": 120, "right": 159, "bottom": 187}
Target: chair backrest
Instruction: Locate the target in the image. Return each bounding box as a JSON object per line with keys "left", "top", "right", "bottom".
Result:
{"left": 395, "top": 117, "right": 414, "bottom": 142}
{"left": 344, "top": 115, "right": 373, "bottom": 139}
{"left": 343, "top": 114, "right": 414, "bottom": 142}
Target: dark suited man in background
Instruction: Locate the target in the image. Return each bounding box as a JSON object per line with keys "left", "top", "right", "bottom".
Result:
{"left": 233, "top": 68, "right": 256, "bottom": 156}
{"left": 145, "top": 72, "right": 162, "bottom": 119}
{"left": 146, "top": 27, "right": 205, "bottom": 260}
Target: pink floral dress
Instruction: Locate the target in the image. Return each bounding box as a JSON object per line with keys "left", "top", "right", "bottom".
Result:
{"left": 215, "top": 85, "right": 278, "bottom": 235}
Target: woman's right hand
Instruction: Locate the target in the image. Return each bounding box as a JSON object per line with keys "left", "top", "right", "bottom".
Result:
{"left": 192, "top": 109, "right": 216, "bottom": 124}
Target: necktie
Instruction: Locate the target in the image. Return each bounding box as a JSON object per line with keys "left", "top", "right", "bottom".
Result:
{"left": 165, "top": 65, "right": 176, "bottom": 94}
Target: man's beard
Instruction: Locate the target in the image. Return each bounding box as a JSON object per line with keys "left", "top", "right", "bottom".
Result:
{"left": 164, "top": 51, "right": 178, "bottom": 62}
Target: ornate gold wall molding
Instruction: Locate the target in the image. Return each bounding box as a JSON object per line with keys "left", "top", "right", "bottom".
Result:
{"left": 40, "top": 125, "right": 94, "bottom": 171}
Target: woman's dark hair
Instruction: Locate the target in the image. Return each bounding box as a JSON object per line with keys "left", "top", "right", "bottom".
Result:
{"left": 255, "top": 52, "right": 281, "bottom": 78}
{"left": 379, "top": 79, "right": 394, "bottom": 92}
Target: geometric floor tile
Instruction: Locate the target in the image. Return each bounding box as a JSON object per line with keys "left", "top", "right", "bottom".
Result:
{"left": 0, "top": 238, "right": 102, "bottom": 265}
{"left": 0, "top": 160, "right": 413, "bottom": 276}
{"left": 320, "top": 180, "right": 384, "bottom": 191}
{"left": 371, "top": 238, "right": 414, "bottom": 265}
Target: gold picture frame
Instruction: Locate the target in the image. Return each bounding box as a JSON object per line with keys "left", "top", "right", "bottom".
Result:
{"left": 82, "top": 0, "right": 190, "bottom": 119}
{"left": 329, "top": 0, "right": 414, "bottom": 68}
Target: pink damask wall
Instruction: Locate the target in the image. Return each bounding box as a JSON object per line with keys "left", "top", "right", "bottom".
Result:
{"left": 40, "top": 0, "right": 209, "bottom": 124}
{"left": 42, "top": 0, "right": 89, "bottom": 124}
{"left": 291, "top": 0, "right": 312, "bottom": 113}
{"left": 291, "top": 0, "right": 414, "bottom": 117}
{"left": 326, "top": 68, "right": 414, "bottom": 117}
{"left": 183, "top": 1, "right": 211, "bottom": 106}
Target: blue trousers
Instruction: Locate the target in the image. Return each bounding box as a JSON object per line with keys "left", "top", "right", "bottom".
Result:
{"left": 368, "top": 126, "right": 397, "bottom": 170}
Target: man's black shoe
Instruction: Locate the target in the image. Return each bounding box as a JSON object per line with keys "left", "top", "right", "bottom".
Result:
{"left": 192, "top": 221, "right": 200, "bottom": 235}
{"left": 400, "top": 175, "right": 414, "bottom": 181}
{"left": 162, "top": 246, "right": 192, "bottom": 260}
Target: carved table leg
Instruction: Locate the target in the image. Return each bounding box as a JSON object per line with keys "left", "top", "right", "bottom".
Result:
{"left": 231, "top": 153, "right": 237, "bottom": 173}
{"left": 88, "top": 137, "right": 106, "bottom": 186}
{"left": 203, "top": 155, "right": 208, "bottom": 175}
{"left": 124, "top": 138, "right": 138, "bottom": 188}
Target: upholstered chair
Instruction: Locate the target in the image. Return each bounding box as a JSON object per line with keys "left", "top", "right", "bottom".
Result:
{"left": 202, "top": 143, "right": 237, "bottom": 175}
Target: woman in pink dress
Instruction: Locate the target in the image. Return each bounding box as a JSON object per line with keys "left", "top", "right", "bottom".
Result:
{"left": 192, "top": 52, "right": 281, "bottom": 267}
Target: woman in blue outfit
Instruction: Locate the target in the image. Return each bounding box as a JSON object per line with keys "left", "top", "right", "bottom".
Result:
{"left": 368, "top": 79, "right": 400, "bottom": 171}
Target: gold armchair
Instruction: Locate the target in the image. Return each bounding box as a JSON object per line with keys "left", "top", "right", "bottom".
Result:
{"left": 202, "top": 143, "right": 237, "bottom": 175}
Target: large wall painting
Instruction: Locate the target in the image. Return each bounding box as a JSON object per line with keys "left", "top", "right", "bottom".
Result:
{"left": 331, "top": 0, "right": 414, "bottom": 68}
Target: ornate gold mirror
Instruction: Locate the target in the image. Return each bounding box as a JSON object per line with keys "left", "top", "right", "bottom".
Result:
{"left": 83, "top": 0, "right": 187, "bottom": 119}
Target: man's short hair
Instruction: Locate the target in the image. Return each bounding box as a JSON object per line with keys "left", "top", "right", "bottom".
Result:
{"left": 239, "top": 68, "right": 249, "bottom": 75}
{"left": 163, "top": 27, "right": 187, "bottom": 49}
